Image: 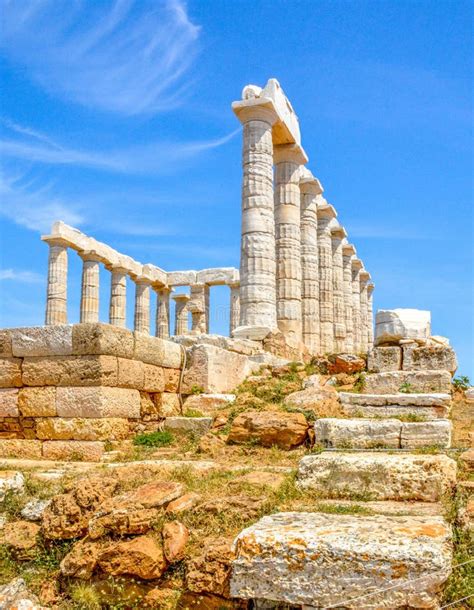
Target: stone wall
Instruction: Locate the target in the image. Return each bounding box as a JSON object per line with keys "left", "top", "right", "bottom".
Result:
{"left": 0, "top": 324, "right": 183, "bottom": 461}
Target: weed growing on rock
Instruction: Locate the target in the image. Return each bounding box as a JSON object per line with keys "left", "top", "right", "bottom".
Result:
{"left": 452, "top": 375, "right": 471, "bottom": 391}
{"left": 132, "top": 430, "right": 174, "bottom": 448}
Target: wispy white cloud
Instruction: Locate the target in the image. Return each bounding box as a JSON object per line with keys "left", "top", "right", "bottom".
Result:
{"left": 0, "top": 0, "right": 201, "bottom": 115}
{"left": 0, "top": 269, "right": 43, "bottom": 283}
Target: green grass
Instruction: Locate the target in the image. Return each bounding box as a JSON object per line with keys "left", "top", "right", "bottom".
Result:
{"left": 132, "top": 430, "right": 174, "bottom": 448}
{"left": 184, "top": 408, "right": 204, "bottom": 418}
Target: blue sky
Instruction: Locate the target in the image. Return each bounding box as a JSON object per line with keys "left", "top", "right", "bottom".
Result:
{"left": 0, "top": 0, "right": 472, "bottom": 377}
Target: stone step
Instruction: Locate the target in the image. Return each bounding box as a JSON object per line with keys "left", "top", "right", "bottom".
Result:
{"left": 312, "top": 499, "right": 444, "bottom": 517}
{"left": 339, "top": 391, "right": 451, "bottom": 419}
{"left": 230, "top": 511, "right": 452, "bottom": 608}
{"left": 314, "top": 418, "right": 452, "bottom": 449}
{"left": 297, "top": 451, "right": 456, "bottom": 502}
{"left": 162, "top": 416, "right": 213, "bottom": 437}
{"left": 363, "top": 370, "right": 452, "bottom": 394}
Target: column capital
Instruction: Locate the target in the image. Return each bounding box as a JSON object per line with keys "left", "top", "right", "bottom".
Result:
{"left": 154, "top": 285, "right": 171, "bottom": 295}
{"left": 367, "top": 283, "right": 375, "bottom": 295}
{"left": 360, "top": 270, "right": 371, "bottom": 283}
{"left": 42, "top": 235, "right": 70, "bottom": 249}
{"left": 228, "top": 280, "right": 240, "bottom": 289}
{"left": 342, "top": 242, "right": 357, "bottom": 257}
{"left": 317, "top": 202, "right": 337, "bottom": 221}
{"left": 329, "top": 220, "right": 347, "bottom": 240}
{"left": 273, "top": 143, "right": 308, "bottom": 165}
{"left": 300, "top": 175, "right": 323, "bottom": 195}
{"left": 352, "top": 258, "right": 363, "bottom": 271}
{"left": 172, "top": 293, "right": 190, "bottom": 303}
{"left": 232, "top": 100, "right": 279, "bottom": 126}
{"left": 78, "top": 249, "right": 105, "bottom": 263}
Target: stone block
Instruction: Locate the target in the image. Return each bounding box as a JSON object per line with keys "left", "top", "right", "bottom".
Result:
{"left": 164, "top": 368, "right": 180, "bottom": 392}
{"left": 183, "top": 344, "right": 254, "bottom": 393}
{"left": 56, "top": 387, "right": 140, "bottom": 418}
{"left": 167, "top": 270, "right": 197, "bottom": 286}
{"left": 196, "top": 267, "right": 238, "bottom": 285}
{"left": 117, "top": 357, "right": 144, "bottom": 388}
{"left": 297, "top": 452, "right": 456, "bottom": 502}
{"left": 157, "top": 393, "right": 181, "bottom": 417}
{"left": 0, "top": 331, "right": 12, "bottom": 357}
{"left": 338, "top": 392, "right": 451, "bottom": 420}
{"left": 22, "top": 355, "right": 118, "bottom": 387}
{"left": 163, "top": 417, "right": 213, "bottom": 437}
{"left": 363, "top": 370, "right": 452, "bottom": 394}
{"left": 11, "top": 325, "right": 73, "bottom": 357}
{"left": 375, "top": 309, "right": 431, "bottom": 345}
{"left": 184, "top": 393, "right": 235, "bottom": 413}
{"left": 72, "top": 323, "right": 134, "bottom": 359}
{"left": 314, "top": 418, "right": 401, "bottom": 449}
{"left": 401, "top": 420, "right": 452, "bottom": 449}
{"left": 143, "top": 364, "right": 165, "bottom": 393}
{"left": 228, "top": 410, "right": 308, "bottom": 449}
{"left": 36, "top": 417, "right": 130, "bottom": 441}
{"left": 367, "top": 346, "right": 402, "bottom": 372}
{"left": 42, "top": 440, "right": 104, "bottom": 462}
{"left": 402, "top": 345, "right": 458, "bottom": 375}
{"left": 0, "top": 389, "right": 19, "bottom": 417}
{"left": 162, "top": 341, "right": 183, "bottom": 369}
{"left": 0, "top": 439, "right": 42, "bottom": 459}
{"left": 18, "top": 387, "right": 56, "bottom": 417}
{"left": 133, "top": 333, "right": 165, "bottom": 365}
{"left": 230, "top": 512, "right": 452, "bottom": 608}
{"left": 0, "top": 358, "right": 22, "bottom": 388}
{"left": 140, "top": 392, "right": 161, "bottom": 420}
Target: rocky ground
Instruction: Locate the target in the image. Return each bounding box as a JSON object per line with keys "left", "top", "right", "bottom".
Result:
{"left": 0, "top": 355, "right": 472, "bottom": 609}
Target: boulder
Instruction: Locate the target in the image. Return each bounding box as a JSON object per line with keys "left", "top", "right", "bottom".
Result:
{"left": 0, "top": 578, "right": 46, "bottom": 610}
{"left": 0, "top": 470, "right": 24, "bottom": 502}
{"left": 186, "top": 537, "right": 234, "bottom": 597}
{"left": 143, "top": 588, "right": 179, "bottom": 609}
{"left": 375, "top": 309, "right": 431, "bottom": 345}
{"left": 363, "top": 370, "right": 452, "bottom": 394}
{"left": 198, "top": 495, "right": 266, "bottom": 520}
{"left": 162, "top": 520, "right": 188, "bottom": 562}
{"left": 98, "top": 535, "right": 167, "bottom": 580}
{"left": 88, "top": 506, "right": 159, "bottom": 539}
{"left": 21, "top": 499, "right": 51, "bottom": 521}
{"left": 283, "top": 386, "right": 342, "bottom": 418}
{"left": 230, "top": 512, "right": 452, "bottom": 608}
{"left": 60, "top": 539, "right": 100, "bottom": 579}
{"left": 297, "top": 452, "right": 456, "bottom": 502}
{"left": 3, "top": 521, "right": 40, "bottom": 560}
{"left": 198, "top": 432, "right": 226, "bottom": 457}
{"left": 163, "top": 416, "right": 213, "bottom": 437}
{"left": 314, "top": 418, "right": 401, "bottom": 449}
{"left": 227, "top": 410, "right": 308, "bottom": 449}
{"left": 367, "top": 346, "right": 402, "bottom": 372}
{"left": 166, "top": 492, "right": 200, "bottom": 514}
{"left": 402, "top": 345, "right": 458, "bottom": 375}
{"left": 339, "top": 392, "right": 451, "bottom": 420}
{"left": 328, "top": 354, "right": 365, "bottom": 374}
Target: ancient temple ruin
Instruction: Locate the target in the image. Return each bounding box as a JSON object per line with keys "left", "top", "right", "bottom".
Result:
{"left": 41, "top": 79, "right": 373, "bottom": 357}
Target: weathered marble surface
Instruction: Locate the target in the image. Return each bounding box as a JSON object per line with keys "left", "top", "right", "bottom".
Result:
{"left": 339, "top": 391, "right": 451, "bottom": 420}
{"left": 375, "top": 309, "right": 431, "bottom": 345}
{"left": 363, "top": 370, "right": 452, "bottom": 394}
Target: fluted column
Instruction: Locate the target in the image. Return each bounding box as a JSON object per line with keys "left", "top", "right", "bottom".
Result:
{"left": 367, "top": 283, "right": 375, "bottom": 347}
{"left": 273, "top": 144, "right": 306, "bottom": 347}
{"left": 172, "top": 294, "right": 190, "bottom": 336}
{"left": 229, "top": 281, "right": 240, "bottom": 336}
{"left": 189, "top": 283, "right": 209, "bottom": 335}
{"left": 330, "top": 222, "right": 347, "bottom": 353}
{"left": 79, "top": 252, "right": 100, "bottom": 324}
{"left": 299, "top": 173, "right": 323, "bottom": 353}
{"left": 155, "top": 287, "right": 171, "bottom": 339}
{"left": 134, "top": 280, "right": 151, "bottom": 334}
{"left": 342, "top": 243, "right": 356, "bottom": 353}
{"left": 359, "top": 270, "right": 371, "bottom": 353}
{"left": 233, "top": 105, "right": 279, "bottom": 338}
{"left": 109, "top": 267, "right": 127, "bottom": 328}
{"left": 45, "top": 240, "right": 68, "bottom": 325}
{"left": 351, "top": 259, "right": 363, "bottom": 353}
{"left": 317, "top": 203, "right": 337, "bottom": 353}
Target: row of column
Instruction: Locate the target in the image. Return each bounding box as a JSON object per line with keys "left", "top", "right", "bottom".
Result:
{"left": 235, "top": 106, "right": 374, "bottom": 354}
{"left": 44, "top": 241, "right": 240, "bottom": 338}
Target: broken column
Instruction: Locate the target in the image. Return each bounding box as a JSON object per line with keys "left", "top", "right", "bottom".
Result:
{"left": 172, "top": 293, "right": 190, "bottom": 336}
{"left": 330, "top": 220, "right": 347, "bottom": 353}
{"left": 274, "top": 144, "right": 307, "bottom": 347}
{"left": 44, "top": 238, "right": 68, "bottom": 325}
{"left": 359, "top": 270, "right": 371, "bottom": 352}
{"left": 155, "top": 287, "right": 171, "bottom": 339}
{"left": 189, "top": 283, "right": 209, "bottom": 335}
{"left": 109, "top": 266, "right": 127, "bottom": 328}
{"left": 300, "top": 170, "right": 323, "bottom": 354}
{"left": 351, "top": 258, "right": 363, "bottom": 353}
{"left": 79, "top": 251, "right": 100, "bottom": 324}
{"left": 229, "top": 281, "right": 240, "bottom": 335}
{"left": 134, "top": 280, "right": 150, "bottom": 334}
{"left": 317, "top": 202, "right": 337, "bottom": 353}
{"left": 342, "top": 242, "right": 356, "bottom": 353}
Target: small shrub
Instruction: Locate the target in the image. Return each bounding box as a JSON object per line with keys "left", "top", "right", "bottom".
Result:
{"left": 452, "top": 375, "right": 471, "bottom": 391}
{"left": 184, "top": 408, "right": 204, "bottom": 418}
{"left": 69, "top": 582, "right": 102, "bottom": 610}
{"left": 399, "top": 381, "right": 414, "bottom": 394}
{"left": 353, "top": 372, "right": 366, "bottom": 393}
{"left": 190, "top": 385, "right": 205, "bottom": 395}
{"left": 133, "top": 430, "right": 174, "bottom": 448}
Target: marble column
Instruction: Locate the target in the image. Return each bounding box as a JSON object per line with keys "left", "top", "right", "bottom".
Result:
{"left": 79, "top": 252, "right": 100, "bottom": 324}
{"left": 45, "top": 240, "right": 68, "bottom": 325}
{"left": 172, "top": 293, "right": 190, "bottom": 336}
{"left": 299, "top": 172, "right": 323, "bottom": 353}
{"left": 351, "top": 259, "right": 363, "bottom": 353}
{"left": 359, "top": 270, "right": 371, "bottom": 353}
{"left": 189, "top": 283, "right": 209, "bottom": 335}
{"left": 367, "top": 283, "right": 375, "bottom": 348}
{"left": 109, "top": 267, "right": 127, "bottom": 328}
{"left": 273, "top": 144, "right": 306, "bottom": 347}
{"left": 229, "top": 281, "right": 240, "bottom": 336}
{"left": 155, "top": 287, "right": 171, "bottom": 339}
{"left": 330, "top": 222, "right": 347, "bottom": 353}
{"left": 134, "top": 280, "right": 151, "bottom": 334}
{"left": 342, "top": 242, "right": 356, "bottom": 354}
{"left": 317, "top": 202, "right": 337, "bottom": 353}
{"left": 234, "top": 105, "right": 279, "bottom": 337}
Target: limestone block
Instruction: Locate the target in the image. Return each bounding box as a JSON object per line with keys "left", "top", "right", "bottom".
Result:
{"left": 230, "top": 512, "right": 452, "bottom": 608}
{"left": 367, "top": 346, "right": 402, "bottom": 372}
{"left": 0, "top": 358, "right": 22, "bottom": 388}
{"left": 42, "top": 440, "right": 104, "bottom": 462}
{"left": 72, "top": 323, "right": 134, "bottom": 358}
{"left": 232, "top": 325, "right": 272, "bottom": 341}
{"left": 0, "top": 331, "right": 12, "bottom": 357}
{"left": 22, "top": 355, "right": 118, "bottom": 387}
{"left": 36, "top": 418, "right": 130, "bottom": 441}
{"left": 402, "top": 345, "right": 458, "bottom": 375}
{"left": 143, "top": 363, "right": 165, "bottom": 393}
{"left": 401, "top": 420, "right": 452, "bottom": 449}
{"left": 228, "top": 410, "right": 308, "bottom": 449}
{"left": 339, "top": 392, "right": 451, "bottom": 420}
{"left": 0, "top": 471, "right": 24, "bottom": 502}
{"left": 173, "top": 334, "right": 262, "bottom": 357}
{"left": 134, "top": 332, "right": 164, "bottom": 365}
{"left": 11, "top": 325, "right": 73, "bottom": 357}
{"left": 18, "top": 386, "right": 56, "bottom": 417}
{"left": 0, "top": 389, "right": 19, "bottom": 417}
{"left": 0, "top": 439, "right": 42, "bottom": 459}
{"left": 163, "top": 417, "right": 213, "bottom": 437}
{"left": 56, "top": 387, "right": 140, "bottom": 418}
{"left": 157, "top": 393, "right": 181, "bottom": 417}
{"left": 117, "top": 357, "right": 144, "bottom": 388}
{"left": 183, "top": 344, "right": 254, "bottom": 393}
{"left": 196, "top": 267, "right": 238, "bottom": 286}
{"left": 375, "top": 309, "right": 431, "bottom": 345}
{"left": 164, "top": 368, "right": 180, "bottom": 392}
{"left": 184, "top": 393, "right": 235, "bottom": 413}
{"left": 314, "top": 418, "right": 401, "bottom": 449}
{"left": 364, "top": 370, "right": 452, "bottom": 394}
{"left": 297, "top": 452, "right": 456, "bottom": 501}
{"left": 162, "top": 340, "right": 182, "bottom": 369}
{"left": 167, "top": 270, "right": 197, "bottom": 286}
